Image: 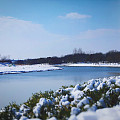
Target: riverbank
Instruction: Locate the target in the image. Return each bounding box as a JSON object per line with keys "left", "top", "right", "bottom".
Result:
{"left": 58, "top": 63, "right": 120, "bottom": 67}
{"left": 0, "top": 76, "right": 120, "bottom": 120}
{"left": 1, "top": 63, "right": 120, "bottom": 75}
{"left": 0, "top": 64, "right": 62, "bottom": 75}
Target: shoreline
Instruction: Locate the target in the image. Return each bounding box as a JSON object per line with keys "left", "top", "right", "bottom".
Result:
{"left": 0, "top": 64, "right": 62, "bottom": 75}
{"left": 57, "top": 63, "right": 120, "bottom": 67}
{"left": 1, "top": 62, "right": 120, "bottom": 75}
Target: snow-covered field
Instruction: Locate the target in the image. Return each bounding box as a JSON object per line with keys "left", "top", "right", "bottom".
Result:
{"left": 0, "top": 64, "right": 62, "bottom": 75}
{"left": 69, "top": 105, "right": 120, "bottom": 120}
{"left": 1, "top": 75, "right": 120, "bottom": 120}
{"left": 61, "top": 63, "right": 120, "bottom": 67}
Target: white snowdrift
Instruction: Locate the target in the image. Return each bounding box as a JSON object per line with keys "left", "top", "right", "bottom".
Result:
{"left": 69, "top": 105, "right": 120, "bottom": 120}
{"left": 0, "top": 64, "right": 62, "bottom": 75}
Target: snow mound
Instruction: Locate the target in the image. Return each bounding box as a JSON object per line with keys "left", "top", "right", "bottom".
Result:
{"left": 0, "top": 64, "right": 62, "bottom": 75}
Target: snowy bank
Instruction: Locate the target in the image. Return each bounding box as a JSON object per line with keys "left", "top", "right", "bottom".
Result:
{"left": 0, "top": 76, "right": 120, "bottom": 119}
{"left": 69, "top": 105, "right": 120, "bottom": 120}
{"left": 60, "top": 63, "right": 120, "bottom": 67}
{"left": 0, "top": 64, "right": 62, "bottom": 75}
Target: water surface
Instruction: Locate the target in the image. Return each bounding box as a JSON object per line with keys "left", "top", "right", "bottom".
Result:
{"left": 0, "top": 66, "right": 120, "bottom": 108}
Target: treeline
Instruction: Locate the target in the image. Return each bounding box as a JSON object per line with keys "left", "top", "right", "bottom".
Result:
{"left": 14, "top": 50, "right": 120, "bottom": 65}
{"left": 1, "top": 50, "right": 120, "bottom": 65}
{"left": 0, "top": 55, "right": 12, "bottom": 63}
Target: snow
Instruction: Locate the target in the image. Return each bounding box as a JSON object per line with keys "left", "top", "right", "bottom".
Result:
{"left": 63, "top": 63, "right": 120, "bottom": 67}
{"left": 71, "top": 107, "right": 81, "bottom": 115}
{"left": 2, "top": 75, "right": 120, "bottom": 120}
{"left": 33, "top": 104, "right": 41, "bottom": 118}
{"left": 65, "top": 87, "right": 74, "bottom": 92}
{"left": 115, "top": 88, "right": 120, "bottom": 93}
{"left": 88, "top": 104, "right": 97, "bottom": 111}
{"left": 0, "top": 64, "right": 62, "bottom": 75}
{"left": 84, "top": 105, "right": 90, "bottom": 110}
{"left": 20, "top": 116, "right": 41, "bottom": 120}
{"left": 19, "top": 104, "right": 30, "bottom": 113}
{"left": 1, "top": 62, "right": 120, "bottom": 75}
{"left": 97, "top": 82, "right": 106, "bottom": 90}
{"left": 39, "top": 98, "right": 48, "bottom": 106}
{"left": 77, "top": 97, "right": 90, "bottom": 108}
{"left": 60, "top": 94, "right": 70, "bottom": 106}
{"left": 62, "top": 101, "right": 70, "bottom": 106}
{"left": 69, "top": 105, "right": 120, "bottom": 120}
{"left": 15, "top": 112, "right": 23, "bottom": 119}
{"left": 68, "top": 115, "right": 77, "bottom": 120}
{"left": 73, "top": 84, "right": 81, "bottom": 91}
{"left": 71, "top": 90, "right": 84, "bottom": 100}
{"left": 75, "top": 105, "right": 120, "bottom": 120}
{"left": 47, "top": 117, "right": 57, "bottom": 120}
{"left": 19, "top": 116, "right": 28, "bottom": 120}
{"left": 18, "top": 76, "right": 120, "bottom": 119}
{"left": 19, "top": 116, "right": 56, "bottom": 120}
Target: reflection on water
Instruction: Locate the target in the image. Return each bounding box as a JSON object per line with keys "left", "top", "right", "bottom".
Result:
{"left": 0, "top": 66, "right": 120, "bottom": 108}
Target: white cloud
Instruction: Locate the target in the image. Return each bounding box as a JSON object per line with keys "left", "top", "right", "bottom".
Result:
{"left": 0, "top": 16, "right": 119, "bottom": 59}
{"left": 0, "top": 16, "right": 69, "bottom": 59}
{"left": 59, "top": 12, "right": 91, "bottom": 19}
{"left": 76, "top": 29, "right": 120, "bottom": 40}
{"left": 74, "top": 29, "right": 120, "bottom": 52}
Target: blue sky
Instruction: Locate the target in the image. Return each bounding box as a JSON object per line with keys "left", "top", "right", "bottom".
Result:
{"left": 0, "top": 0, "right": 120, "bottom": 59}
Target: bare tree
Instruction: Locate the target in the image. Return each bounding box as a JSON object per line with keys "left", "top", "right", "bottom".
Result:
{"left": 78, "top": 48, "right": 83, "bottom": 54}
{"left": 0, "top": 55, "right": 10, "bottom": 61}
{"left": 73, "top": 48, "right": 78, "bottom": 54}
{"left": 73, "top": 48, "right": 83, "bottom": 54}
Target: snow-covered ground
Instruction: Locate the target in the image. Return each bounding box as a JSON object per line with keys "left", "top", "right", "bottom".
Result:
{"left": 61, "top": 63, "right": 120, "bottom": 67}
{"left": 0, "top": 64, "right": 62, "bottom": 75}
{"left": 1, "top": 62, "right": 120, "bottom": 75}
{"left": 69, "top": 105, "right": 120, "bottom": 120}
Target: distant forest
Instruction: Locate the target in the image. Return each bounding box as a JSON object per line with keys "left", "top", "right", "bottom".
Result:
{"left": 1, "top": 49, "right": 120, "bottom": 65}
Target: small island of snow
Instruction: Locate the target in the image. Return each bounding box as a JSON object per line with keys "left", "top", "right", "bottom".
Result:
{"left": 0, "top": 64, "right": 62, "bottom": 75}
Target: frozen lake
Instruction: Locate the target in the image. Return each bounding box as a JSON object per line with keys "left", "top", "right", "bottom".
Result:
{"left": 0, "top": 66, "right": 120, "bottom": 108}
